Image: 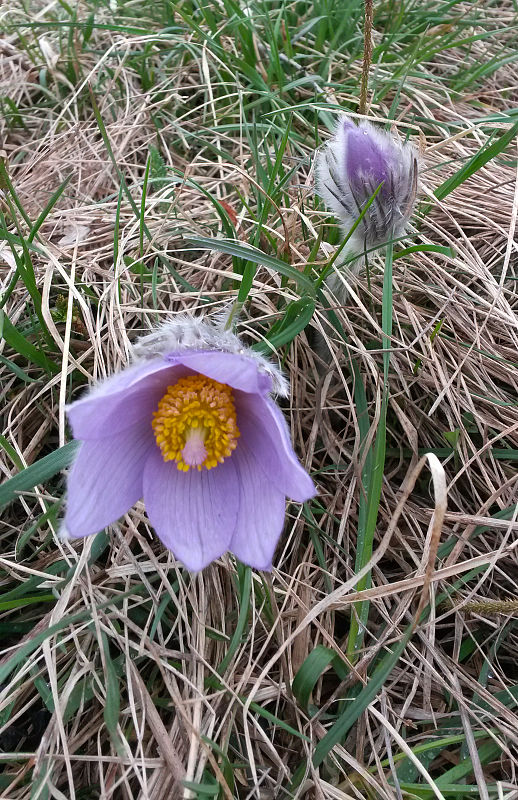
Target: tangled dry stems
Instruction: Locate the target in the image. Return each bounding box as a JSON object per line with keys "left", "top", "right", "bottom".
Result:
{"left": 1, "top": 1, "right": 518, "bottom": 797}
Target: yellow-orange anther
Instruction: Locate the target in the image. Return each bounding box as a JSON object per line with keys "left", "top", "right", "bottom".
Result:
{"left": 152, "top": 375, "right": 240, "bottom": 471}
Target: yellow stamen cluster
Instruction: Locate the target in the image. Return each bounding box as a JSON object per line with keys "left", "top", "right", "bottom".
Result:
{"left": 152, "top": 375, "right": 240, "bottom": 472}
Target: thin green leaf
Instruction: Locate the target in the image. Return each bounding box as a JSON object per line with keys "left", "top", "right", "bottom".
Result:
{"left": 255, "top": 296, "right": 315, "bottom": 353}
{"left": 182, "top": 782, "right": 219, "bottom": 796}
{"left": 347, "top": 241, "right": 393, "bottom": 660}
{"left": 0, "top": 311, "right": 59, "bottom": 374}
{"left": 435, "top": 121, "right": 518, "bottom": 200}
{"left": 0, "top": 440, "right": 80, "bottom": 508}
{"left": 139, "top": 153, "right": 151, "bottom": 259}
{"left": 394, "top": 244, "right": 455, "bottom": 259}
{"left": 0, "top": 591, "right": 131, "bottom": 686}
{"left": 188, "top": 236, "right": 315, "bottom": 294}
{"left": 0, "top": 595, "right": 55, "bottom": 612}
{"left": 248, "top": 701, "right": 311, "bottom": 743}
{"left": 100, "top": 632, "right": 123, "bottom": 754}
{"left": 292, "top": 645, "right": 341, "bottom": 710}
{"left": 28, "top": 175, "right": 72, "bottom": 243}
{"left": 314, "top": 624, "right": 413, "bottom": 767}
{"left": 435, "top": 740, "right": 502, "bottom": 787}
{"left": 217, "top": 564, "right": 252, "bottom": 674}
{"left": 0, "top": 434, "right": 24, "bottom": 470}
{"left": 398, "top": 783, "right": 487, "bottom": 797}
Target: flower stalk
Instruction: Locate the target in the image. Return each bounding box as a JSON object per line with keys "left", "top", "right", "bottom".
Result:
{"left": 359, "top": 0, "right": 374, "bottom": 116}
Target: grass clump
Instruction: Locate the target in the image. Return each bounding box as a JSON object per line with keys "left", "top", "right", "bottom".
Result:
{"left": 1, "top": 0, "right": 518, "bottom": 797}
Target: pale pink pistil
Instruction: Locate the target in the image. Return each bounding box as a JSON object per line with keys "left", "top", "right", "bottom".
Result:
{"left": 181, "top": 428, "right": 208, "bottom": 468}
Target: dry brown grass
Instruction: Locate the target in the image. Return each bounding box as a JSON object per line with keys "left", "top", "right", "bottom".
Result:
{"left": 1, "top": 1, "right": 518, "bottom": 798}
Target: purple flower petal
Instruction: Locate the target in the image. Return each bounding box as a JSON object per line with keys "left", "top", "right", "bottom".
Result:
{"left": 235, "top": 393, "right": 316, "bottom": 503}
{"left": 229, "top": 441, "right": 287, "bottom": 570}
{"left": 64, "top": 316, "right": 315, "bottom": 572}
{"left": 143, "top": 448, "right": 238, "bottom": 571}
{"left": 345, "top": 122, "right": 390, "bottom": 194}
{"left": 69, "top": 351, "right": 273, "bottom": 443}
{"left": 68, "top": 360, "right": 185, "bottom": 440}
{"left": 167, "top": 351, "right": 272, "bottom": 396}
{"left": 65, "top": 423, "right": 153, "bottom": 537}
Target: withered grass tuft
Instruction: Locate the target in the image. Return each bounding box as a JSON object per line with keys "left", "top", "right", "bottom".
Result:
{"left": 1, "top": 0, "right": 518, "bottom": 797}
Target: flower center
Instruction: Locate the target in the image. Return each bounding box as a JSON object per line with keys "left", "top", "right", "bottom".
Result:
{"left": 152, "top": 375, "right": 240, "bottom": 472}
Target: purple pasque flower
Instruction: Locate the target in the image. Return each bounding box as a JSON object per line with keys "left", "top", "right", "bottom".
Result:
{"left": 316, "top": 115, "right": 418, "bottom": 251}
{"left": 63, "top": 315, "right": 316, "bottom": 571}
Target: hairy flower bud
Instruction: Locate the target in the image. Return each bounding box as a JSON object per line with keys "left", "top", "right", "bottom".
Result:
{"left": 316, "top": 115, "right": 418, "bottom": 254}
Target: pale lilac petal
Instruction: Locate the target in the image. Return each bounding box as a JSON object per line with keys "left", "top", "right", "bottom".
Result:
{"left": 167, "top": 351, "right": 272, "bottom": 396}
{"left": 235, "top": 393, "right": 316, "bottom": 503}
{"left": 229, "top": 442, "right": 286, "bottom": 570}
{"left": 345, "top": 122, "right": 390, "bottom": 193}
{"left": 65, "top": 423, "right": 153, "bottom": 538}
{"left": 69, "top": 351, "right": 272, "bottom": 442}
{"left": 68, "top": 360, "right": 185, "bottom": 440}
{"left": 143, "top": 449, "right": 238, "bottom": 571}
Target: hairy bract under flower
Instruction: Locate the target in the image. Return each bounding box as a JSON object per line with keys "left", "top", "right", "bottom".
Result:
{"left": 316, "top": 114, "right": 418, "bottom": 258}
{"left": 63, "top": 314, "right": 316, "bottom": 571}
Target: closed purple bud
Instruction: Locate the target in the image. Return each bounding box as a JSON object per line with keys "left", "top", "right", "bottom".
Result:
{"left": 316, "top": 115, "right": 418, "bottom": 251}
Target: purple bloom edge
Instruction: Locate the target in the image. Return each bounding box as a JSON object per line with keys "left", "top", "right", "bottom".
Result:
{"left": 64, "top": 346, "right": 315, "bottom": 571}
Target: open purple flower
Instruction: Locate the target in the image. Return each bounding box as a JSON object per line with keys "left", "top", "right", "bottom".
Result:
{"left": 316, "top": 115, "right": 418, "bottom": 251}
{"left": 63, "top": 315, "right": 316, "bottom": 571}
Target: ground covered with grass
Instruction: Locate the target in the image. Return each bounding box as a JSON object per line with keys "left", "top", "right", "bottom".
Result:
{"left": 1, "top": 0, "right": 518, "bottom": 797}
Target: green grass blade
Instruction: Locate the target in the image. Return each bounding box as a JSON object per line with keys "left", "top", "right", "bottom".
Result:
{"left": 435, "top": 739, "right": 502, "bottom": 787}
{"left": 0, "top": 440, "right": 80, "bottom": 508}
{"left": 187, "top": 236, "right": 315, "bottom": 294}
{"left": 100, "top": 632, "right": 123, "bottom": 754}
{"left": 28, "top": 175, "right": 72, "bottom": 243}
{"left": 0, "top": 595, "right": 55, "bottom": 612}
{"left": 217, "top": 564, "right": 252, "bottom": 675}
{"left": 394, "top": 244, "right": 455, "bottom": 260}
{"left": 315, "top": 182, "right": 383, "bottom": 288}
{"left": 255, "top": 296, "right": 315, "bottom": 353}
{"left": 0, "top": 434, "right": 24, "bottom": 470}
{"left": 347, "top": 241, "right": 393, "bottom": 660}
{"left": 0, "top": 311, "right": 59, "bottom": 375}
{"left": 248, "top": 701, "right": 311, "bottom": 742}
{"left": 139, "top": 153, "right": 151, "bottom": 259}
{"left": 314, "top": 623, "right": 413, "bottom": 767}
{"left": 292, "top": 645, "right": 343, "bottom": 710}
{"left": 435, "top": 121, "right": 518, "bottom": 200}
